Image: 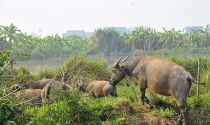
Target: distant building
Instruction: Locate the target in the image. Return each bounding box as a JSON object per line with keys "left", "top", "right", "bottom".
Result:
{"left": 141, "top": 25, "right": 149, "bottom": 29}
{"left": 185, "top": 26, "right": 203, "bottom": 34}
{"left": 126, "top": 28, "right": 130, "bottom": 33}
{"left": 85, "top": 32, "right": 93, "bottom": 38}
{"left": 62, "top": 30, "right": 85, "bottom": 37}
{"left": 128, "top": 26, "right": 149, "bottom": 33}
{"left": 62, "top": 33, "right": 68, "bottom": 38}
{"left": 129, "top": 27, "right": 138, "bottom": 32}
{"left": 208, "top": 24, "right": 210, "bottom": 31}
{"left": 31, "top": 32, "right": 39, "bottom": 37}
{"left": 31, "top": 32, "right": 36, "bottom": 37}
{"left": 108, "top": 27, "right": 127, "bottom": 34}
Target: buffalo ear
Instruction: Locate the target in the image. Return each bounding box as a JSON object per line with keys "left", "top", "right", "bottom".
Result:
{"left": 119, "top": 64, "right": 127, "bottom": 69}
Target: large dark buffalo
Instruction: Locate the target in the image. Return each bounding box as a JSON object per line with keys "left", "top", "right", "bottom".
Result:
{"left": 41, "top": 80, "right": 77, "bottom": 103}
{"left": 109, "top": 54, "right": 205, "bottom": 125}
{"left": 76, "top": 80, "right": 117, "bottom": 97}
{"left": 10, "top": 79, "right": 55, "bottom": 91}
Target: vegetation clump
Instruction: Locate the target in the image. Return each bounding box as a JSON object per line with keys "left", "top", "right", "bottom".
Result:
{"left": 54, "top": 53, "right": 111, "bottom": 86}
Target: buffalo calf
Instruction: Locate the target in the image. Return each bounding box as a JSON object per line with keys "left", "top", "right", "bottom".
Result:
{"left": 10, "top": 79, "right": 55, "bottom": 91}
{"left": 77, "top": 80, "right": 117, "bottom": 97}
{"left": 41, "top": 80, "right": 77, "bottom": 103}
{"left": 14, "top": 89, "right": 42, "bottom": 106}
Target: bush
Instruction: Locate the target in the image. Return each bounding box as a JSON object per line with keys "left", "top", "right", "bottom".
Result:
{"left": 188, "top": 92, "right": 210, "bottom": 124}
{"left": 0, "top": 99, "right": 17, "bottom": 125}
{"left": 54, "top": 53, "right": 111, "bottom": 86}
{"left": 26, "top": 97, "right": 101, "bottom": 124}
{"left": 36, "top": 68, "right": 55, "bottom": 79}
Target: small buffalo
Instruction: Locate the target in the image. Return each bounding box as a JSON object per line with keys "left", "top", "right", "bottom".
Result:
{"left": 76, "top": 80, "right": 117, "bottom": 97}
{"left": 14, "top": 89, "right": 42, "bottom": 106}
{"left": 10, "top": 79, "right": 55, "bottom": 91}
{"left": 41, "top": 80, "right": 77, "bottom": 103}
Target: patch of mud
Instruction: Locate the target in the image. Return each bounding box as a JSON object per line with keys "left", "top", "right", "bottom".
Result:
{"left": 111, "top": 104, "right": 208, "bottom": 125}
{"left": 114, "top": 105, "right": 178, "bottom": 125}
{"left": 115, "top": 105, "right": 135, "bottom": 115}
{"left": 135, "top": 108, "right": 175, "bottom": 125}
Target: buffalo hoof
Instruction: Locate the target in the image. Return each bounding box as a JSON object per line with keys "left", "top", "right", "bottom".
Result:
{"left": 144, "top": 96, "right": 150, "bottom": 104}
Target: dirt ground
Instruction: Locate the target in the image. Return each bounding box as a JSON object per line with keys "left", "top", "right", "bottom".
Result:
{"left": 114, "top": 103, "right": 209, "bottom": 125}
{"left": 115, "top": 105, "right": 181, "bottom": 125}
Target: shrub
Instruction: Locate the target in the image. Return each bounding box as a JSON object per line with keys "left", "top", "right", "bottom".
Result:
{"left": 27, "top": 97, "right": 101, "bottom": 124}
{"left": 36, "top": 68, "right": 55, "bottom": 79}
{"left": 0, "top": 99, "right": 17, "bottom": 125}
{"left": 54, "top": 53, "right": 111, "bottom": 86}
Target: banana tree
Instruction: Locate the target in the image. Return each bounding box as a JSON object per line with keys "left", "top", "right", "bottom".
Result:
{"left": 130, "top": 27, "right": 145, "bottom": 51}
{"left": 120, "top": 32, "right": 132, "bottom": 52}
{"left": 174, "top": 28, "right": 185, "bottom": 48}
{"left": 18, "top": 32, "right": 34, "bottom": 53}
{"left": 159, "top": 28, "right": 179, "bottom": 49}
{"left": 92, "top": 27, "right": 121, "bottom": 55}
{"left": 0, "top": 26, "right": 7, "bottom": 50}
{"left": 2, "top": 23, "right": 21, "bottom": 50}
{"left": 203, "top": 25, "right": 210, "bottom": 47}
{"left": 187, "top": 29, "right": 203, "bottom": 47}
{"left": 143, "top": 27, "right": 158, "bottom": 51}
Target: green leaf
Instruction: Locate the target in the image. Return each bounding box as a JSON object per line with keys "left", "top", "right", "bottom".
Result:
{"left": 4, "top": 120, "right": 16, "bottom": 125}
{"left": 5, "top": 109, "right": 11, "bottom": 118}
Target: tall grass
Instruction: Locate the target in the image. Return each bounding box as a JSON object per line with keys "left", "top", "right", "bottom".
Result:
{"left": 54, "top": 53, "right": 111, "bottom": 86}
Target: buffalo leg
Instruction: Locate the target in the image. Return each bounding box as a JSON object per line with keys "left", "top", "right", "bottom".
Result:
{"left": 174, "top": 96, "right": 188, "bottom": 125}
{"left": 179, "top": 105, "right": 187, "bottom": 125}
{"left": 144, "top": 96, "right": 150, "bottom": 104}
{"left": 140, "top": 88, "right": 149, "bottom": 105}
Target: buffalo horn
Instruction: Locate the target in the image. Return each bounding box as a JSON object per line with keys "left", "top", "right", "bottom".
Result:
{"left": 123, "top": 55, "right": 129, "bottom": 62}
{"left": 114, "top": 57, "right": 122, "bottom": 67}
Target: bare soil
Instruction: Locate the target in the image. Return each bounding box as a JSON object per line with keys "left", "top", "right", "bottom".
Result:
{"left": 115, "top": 104, "right": 177, "bottom": 125}
{"left": 114, "top": 104, "right": 210, "bottom": 125}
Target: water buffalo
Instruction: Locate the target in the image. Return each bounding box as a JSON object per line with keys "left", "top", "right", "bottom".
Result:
{"left": 76, "top": 80, "right": 117, "bottom": 97}
{"left": 14, "top": 89, "right": 42, "bottom": 106}
{"left": 109, "top": 54, "right": 205, "bottom": 125}
{"left": 41, "top": 80, "right": 77, "bottom": 103}
{"left": 10, "top": 79, "right": 55, "bottom": 91}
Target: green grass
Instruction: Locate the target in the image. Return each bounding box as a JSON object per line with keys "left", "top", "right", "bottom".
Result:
{"left": 0, "top": 53, "right": 210, "bottom": 124}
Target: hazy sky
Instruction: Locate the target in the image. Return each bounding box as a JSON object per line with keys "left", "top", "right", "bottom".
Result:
{"left": 0, "top": 0, "right": 210, "bottom": 36}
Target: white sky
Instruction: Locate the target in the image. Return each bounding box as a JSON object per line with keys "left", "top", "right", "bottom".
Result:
{"left": 0, "top": 0, "right": 210, "bottom": 36}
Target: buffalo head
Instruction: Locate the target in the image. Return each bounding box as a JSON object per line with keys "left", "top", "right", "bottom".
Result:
{"left": 10, "top": 84, "right": 22, "bottom": 91}
{"left": 76, "top": 83, "right": 85, "bottom": 92}
{"left": 109, "top": 56, "right": 129, "bottom": 86}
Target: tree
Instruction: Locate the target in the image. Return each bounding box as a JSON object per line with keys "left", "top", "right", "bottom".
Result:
{"left": 18, "top": 32, "right": 33, "bottom": 53}
{"left": 0, "top": 26, "right": 8, "bottom": 50}
{"left": 91, "top": 28, "right": 121, "bottom": 55}
{"left": 131, "top": 27, "right": 145, "bottom": 51}
{"left": 2, "top": 23, "right": 21, "bottom": 50}
{"left": 187, "top": 29, "right": 203, "bottom": 47}
{"left": 203, "top": 25, "right": 210, "bottom": 47}
{"left": 158, "top": 28, "right": 182, "bottom": 49}
{"left": 143, "top": 27, "right": 158, "bottom": 51}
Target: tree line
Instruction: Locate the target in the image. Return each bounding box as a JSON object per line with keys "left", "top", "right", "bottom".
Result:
{"left": 0, "top": 23, "right": 210, "bottom": 59}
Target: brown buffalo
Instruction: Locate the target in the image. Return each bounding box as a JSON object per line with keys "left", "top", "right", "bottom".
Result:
{"left": 41, "top": 80, "right": 77, "bottom": 103}
{"left": 109, "top": 54, "right": 205, "bottom": 125}
{"left": 10, "top": 79, "right": 55, "bottom": 91}
{"left": 76, "top": 80, "right": 117, "bottom": 97}
{"left": 14, "top": 89, "right": 42, "bottom": 106}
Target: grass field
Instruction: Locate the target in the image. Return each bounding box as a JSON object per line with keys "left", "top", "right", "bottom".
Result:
{"left": 1, "top": 53, "right": 210, "bottom": 125}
